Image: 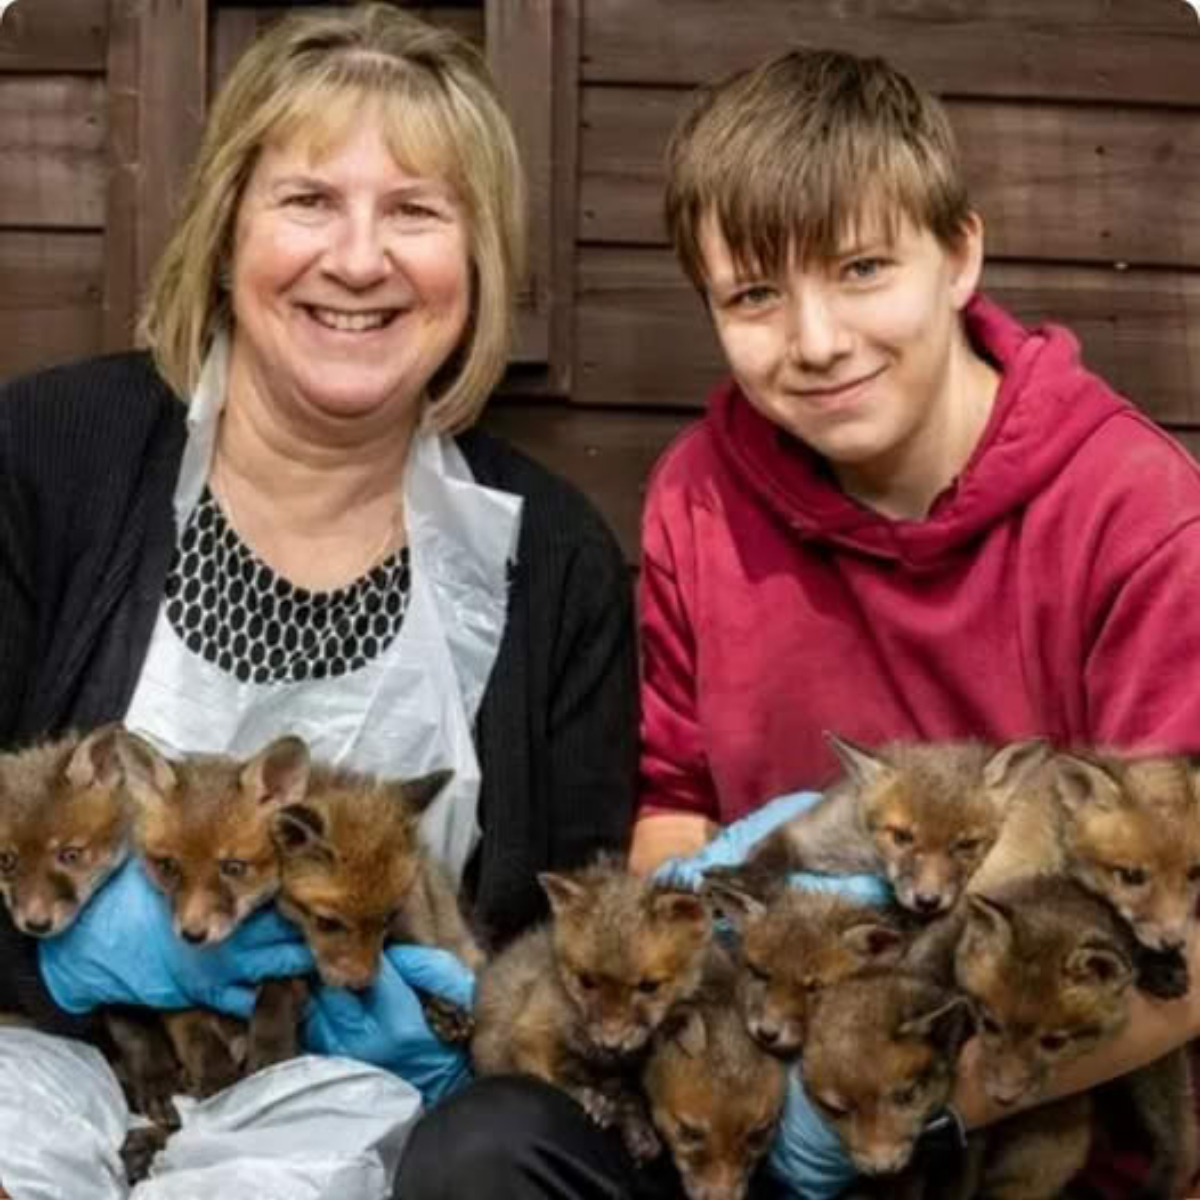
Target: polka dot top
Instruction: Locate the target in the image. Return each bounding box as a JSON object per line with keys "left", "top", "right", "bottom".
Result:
{"left": 163, "top": 487, "right": 411, "bottom": 685}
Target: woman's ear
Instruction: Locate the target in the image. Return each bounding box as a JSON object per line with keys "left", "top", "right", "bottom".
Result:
{"left": 947, "top": 211, "right": 985, "bottom": 310}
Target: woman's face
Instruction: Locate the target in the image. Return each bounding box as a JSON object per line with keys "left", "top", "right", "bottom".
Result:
{"left": 228, "top": 112, "right": 471, "bottom": 430}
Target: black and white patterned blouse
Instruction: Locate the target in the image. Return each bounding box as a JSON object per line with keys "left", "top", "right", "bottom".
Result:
{"left": 162, "top": 487, "right": 411, "bottom": 685}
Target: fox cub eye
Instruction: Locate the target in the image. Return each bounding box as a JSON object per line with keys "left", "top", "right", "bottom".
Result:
{"left": 56, "top": 846, "right": 84, "bottom": 867}
{"left": 675, "top": 1119, "right": 706, "bottom": 1149}
{"left": 153, "top": 855, "right": 181, "bottom": 880}
{"left": 1113, "top": 865, "right": 1147, "bottom": 887}
{"left": 1188, "top": 864, "right": 1200, "bottom": 883}
{"left": 218, "top": 858, "right": 248, "bottom": 879}
{"left": 888, "top": 826, "right": 914, "bottom": 847}
{"left": 314, "top": 914, "right": 347, "bottom": 935}
{"left": 576, "top": 972, "right": 597, "bottom": 992}
{"left": 637, "top": 979, "right": 662, "bottom": 996}
{"left": 1040, "top": 1033, "right": 1069, "bottom": 1053}
{"left": 0, "top": 850, "right": 16, "bottom": 874}
{"left": 954, "top": 837, "right": 982, "bottom": 856}
{"left": 890, "top": 1083, "right": 918, "bottom": 1106}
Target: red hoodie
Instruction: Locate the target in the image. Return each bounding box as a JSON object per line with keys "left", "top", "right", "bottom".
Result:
{"left": 639, "top": 293, "right": 1200, "bottom": 820}
{"left": 637, "top": 294, "right": 1200, "bottom": 1197}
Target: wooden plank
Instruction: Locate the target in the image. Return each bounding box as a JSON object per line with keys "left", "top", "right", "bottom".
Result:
{"left": 574, "top": 248, "right": 1200, "bottom": 425}
{"left": 481, "top": 401, "right": 692, "bottom": 563}
{"left": 581, "top": 0, "right": 1200, "bottom": 106}
{"left": 0, "top": 231, "right": 104, "bottom": 381}
{"left": 0, "top": 0, "right": 108, "bottom": 72}
{"left": 579, "top": 88, "right": 1200, "bottom": 270}
{"left": 0, "top": 76, "right": 106, "bottom": 228}
{"left": 208, "top": 7, "right": 485, "bottom": 95}
{"left": 103, "top": 0, "right": 139, "bottom": 350}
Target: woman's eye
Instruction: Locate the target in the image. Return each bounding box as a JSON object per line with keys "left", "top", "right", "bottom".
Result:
{"left": 284, "top": 192, "right": 327, "bottom": 211}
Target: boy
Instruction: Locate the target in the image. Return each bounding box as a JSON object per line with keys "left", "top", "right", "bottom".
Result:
{"left": 633, "top": 47, "right": 1200, "bottom": 1195}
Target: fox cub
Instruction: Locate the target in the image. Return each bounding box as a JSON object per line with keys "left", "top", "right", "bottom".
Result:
{"left": 954, "top": 874, "right": 1196, "bottom": 1199}
{"left": 704, "top": 879, "right": 907, "bottom": 1057}
{"left": 642, "top": 945, "right": 787, "bottom": 1200}
{"left": 728, "top": 735, "right": 1046, "bottom": 918}
{"left": 973, "top": 749, "right": 1200, "bottom": 998}
{"left": 472, "top": 859, "right": 712, "bottom": 1161}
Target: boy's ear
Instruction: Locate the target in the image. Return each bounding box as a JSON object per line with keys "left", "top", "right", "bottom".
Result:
{"left": 947, "top": 210, "right": 985, "bottom": 310}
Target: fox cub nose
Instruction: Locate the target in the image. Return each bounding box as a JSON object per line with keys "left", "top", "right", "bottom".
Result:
{"left": 22, "top": 917, "right": 53, "bottom": 936}
{"left": 913, "top": 893, "right": 943, "bottom": 915}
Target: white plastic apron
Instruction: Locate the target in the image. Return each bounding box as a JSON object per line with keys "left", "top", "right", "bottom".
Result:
{"left": 123, "top": 336, "right": 522, "bottom": 884}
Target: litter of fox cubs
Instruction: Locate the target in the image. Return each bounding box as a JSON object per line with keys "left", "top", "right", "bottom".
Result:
{"left": 1, "top": 726, "right": 1199, "bottom": 1197}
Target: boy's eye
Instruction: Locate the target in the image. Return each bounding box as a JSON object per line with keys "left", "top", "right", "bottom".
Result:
{"left": 728, "top": 284, "right": 778, "bottom": 309}
{"left": 314, "top": 914, "right": 347, "bottom": 935}
{"left": 153, "top": 855, "right": 180, "bottom": 880}
{"left": 1113, "top": 865, "right": 1147, "bottom": 887}
{"left": 56, "top": 845, "right": 84, "bottom": 867}
{"left": 218, "top": 858, "right": 248, "bottom": 879}
{"left": 844, "top": 257, "right": 885, "bottom": 281}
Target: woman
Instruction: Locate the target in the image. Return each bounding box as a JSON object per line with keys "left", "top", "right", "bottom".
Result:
{"left": 0, "top": 4, "right": 635, "bottom": 1188}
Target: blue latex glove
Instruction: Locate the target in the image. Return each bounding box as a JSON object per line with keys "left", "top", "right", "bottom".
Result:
{"left": 305, "top": 944, "right": 475, "bottom": 1107}
{"left": 767, "top": 1069, "right": 859, "bottom": 1199}
{"left": 656, "top": 789, "right": 892, "bottom": 905}
{"left": 38, "top": 859, "right": 314, "bottom": 1019}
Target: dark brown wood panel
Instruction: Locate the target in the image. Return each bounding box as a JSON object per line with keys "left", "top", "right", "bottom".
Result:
{"left": 575, "top": 248, "right": 1200, "bottom": 424}
{"left": 0, "top": 0, "right": 108, "bottom": 73}
{"left": 0, "top": 75, "right": 106, "bottom": 227}
{"left": 580, "top": 88, "right": 1200, "bottom": 269}
{"left": 582, "top": 0, "right": 1200, "bottom": 106}
{"left": 0, "top": 231, "right": 103, "bottom": 379}
{"left": 481, "top": 401, "right": 692, "bottom": 562}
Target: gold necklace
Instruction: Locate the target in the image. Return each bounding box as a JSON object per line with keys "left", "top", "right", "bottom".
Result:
{"left": 213, "top": 453, "right": 402, "bottom": 582}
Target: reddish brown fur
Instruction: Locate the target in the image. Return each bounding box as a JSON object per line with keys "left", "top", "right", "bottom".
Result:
{"left": 803, "top": 972, "right": 970, "bottom": 1178}
{"left": 644, "top": 948, "right": 787, "bottom": 1200}
{"left": 711, "top": 884, "right": 906, "bottom": 1056}
{"left": 0, "top": 729, "right": 131, "bottom": 936}
{"left": 272, "top": 764, "right": 472, "bottom": 990}
{"left": 123, "top": 736, "right": 307, "bottom": 945}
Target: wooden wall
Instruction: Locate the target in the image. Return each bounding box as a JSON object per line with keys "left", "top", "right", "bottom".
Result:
{"left": 493, "top": 0, "right": 1200, "bottom": 560}
{"left": 2, "top": 1, "right": 1200, "bottom": 564}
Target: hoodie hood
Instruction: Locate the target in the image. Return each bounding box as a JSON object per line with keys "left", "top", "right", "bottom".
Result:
{"left": 709, "top": 293, "right": 1132, "bottom": 568}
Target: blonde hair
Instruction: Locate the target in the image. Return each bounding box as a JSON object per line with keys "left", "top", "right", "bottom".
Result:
{"left": 665, "top": 48, "right": 971, "bottom": 290}
{"left": 138, "top": 3, "right": 526, "bottom": 432}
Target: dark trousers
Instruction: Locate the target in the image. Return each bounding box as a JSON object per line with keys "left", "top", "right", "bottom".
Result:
{"left": 395, "top": 1074, "right": 786, "bottom": 1200}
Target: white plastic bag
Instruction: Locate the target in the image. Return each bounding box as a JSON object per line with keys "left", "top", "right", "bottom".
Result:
{"left": 0, "top": 1029, "right": 421, "bottom": 1200}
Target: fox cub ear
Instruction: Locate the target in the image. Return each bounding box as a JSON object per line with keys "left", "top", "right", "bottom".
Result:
{"left": 112, "top": 731, "right": 178, "bottom": 809}
{"left": 1053, "top": 754, "right": 1123, "bottom": 816}
{"left": 982, "top": 738, "right": 1050, "bottom": 797}
{"left": 65, "top": 723, "right": 127, "bottom": 790}
{"left": 271, "top": 803, "right": 333, "bottom": 864}
{"left": 242, "top": 736, "right": 310, "bottom": 808}
{"left": 825, "top": 732, "right": 894, "bottom": 790}
{"left": 396, "top": 768, "right": 454, "bottom": 815}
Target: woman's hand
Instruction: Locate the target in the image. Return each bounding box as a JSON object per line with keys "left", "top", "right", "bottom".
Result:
{"left": 37, "top": 859, "right": 314, "bottom": 1018}
{"left": 768, "top": 1071, "right": 859, "bottom": 1198}
{"left": 656, "top": 789, "right": 892, "bottom": 904}
{"left": 304, "top": 944, "right": 475, "bottom": 1107}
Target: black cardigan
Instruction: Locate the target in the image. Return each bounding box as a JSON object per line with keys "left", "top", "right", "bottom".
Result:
{"left": 0, "top": 352, "right": 638, "bottom": 1032}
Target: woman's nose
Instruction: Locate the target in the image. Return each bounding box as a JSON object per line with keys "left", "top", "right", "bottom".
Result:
{"left": 324, "top": 211, "right": 391, "bottom": 288}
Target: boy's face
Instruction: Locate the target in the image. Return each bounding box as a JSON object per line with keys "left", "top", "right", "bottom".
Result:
{"left": 700, "top": 212, "right": 984, "bottom": 506}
